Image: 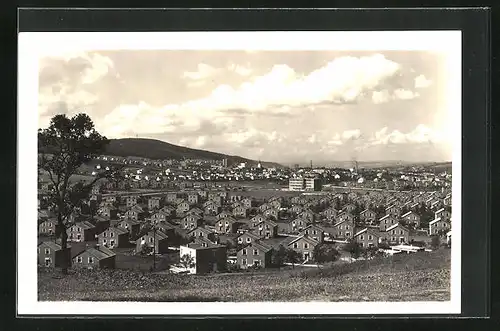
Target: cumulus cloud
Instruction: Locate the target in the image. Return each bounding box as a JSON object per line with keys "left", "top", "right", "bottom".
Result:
{"left": 369, "top": 124, "right": 443, "bottom": 145}
{"left": 228, "top": 63, "right": 253, "bottom": 76}
{"left": 414, "top": 74, "right": 432, "bottom": 88}
{"left": 372, "top": 88, "right": 419, "bottom": 104}
{"left": 182, "top": 63, "right": 220, "bottom": 81}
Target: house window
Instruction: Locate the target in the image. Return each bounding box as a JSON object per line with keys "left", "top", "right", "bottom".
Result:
{"left": 360, "top": 235, "right": 364, "bottom": 240}
{"left": 253, "top": 249, "right": 259, "bottom": 256}
{"left": 149, "top": 237, "right": 154, "bottom": 243}
{"left": 44, "top": 258, "right": 51, "bottom": 266}
{"left": 242, "top": 258, "right": 247, "bottom": 265}
{"left": 103, "top": 239, "right": 107, "bottom": 244}
{"left": 400, "top": 230, "right": 404, "bottom": 235}
{"left": 304, "top": 243, "right": 309, "bottom": 249}
{"left": 238, "top": 237, "right": 243, "bottom": 243}
{"left": 88, "top": 257, "right": 94, "bottom": 264}
{"left": 313, "top": 230, "right": 317, "bottom": 235}
{"left": 77, "top": 256, "right": 82, "bottom": 263}
{"left": 110, "top": 232, "right": 115, "bottom": 237}
{"left": 293, "top": 243, "right": 298, "bottom": 249}
{"left": 246, "top": 237, "right": 251, "bottom": 243}
{"left": 103, "top": 232, "right": 107, "bottom": 237}
{"left": 385, "top": 220, "right": 387, "bottom": 224}
{"left": 345, "top": 232, "right": 350, "bottom": 237}
{"left": 44, "top": 248, "right": 50, "bottom": 255}
{"left": 368, "top": 235, "right": 373, "bottom": 240}
{"left": 242, "top": 249, "right": 247, "bottom": 255}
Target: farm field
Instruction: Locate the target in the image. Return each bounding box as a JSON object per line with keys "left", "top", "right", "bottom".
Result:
{"left": 38, "top": 248, "right": 451, "bottom": 302}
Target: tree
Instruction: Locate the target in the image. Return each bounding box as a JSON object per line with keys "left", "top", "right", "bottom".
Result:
{"left": 270, "top": 245, "right": 287, "bottom": 267}
{"left": 284, "top": 248, "right": 302, "bottom": 268}
{"left": 313, "top": 244, "right": 340, "bottom": 264}
{"left": 430, "top": 235, "right": 440, "bottom": 250}
{"left": 343, "top": 241, "right": 363, "bottom": 259}
{"left": 180, "top": 254, "right": 196, "bottom": 271}
{"left": 38, "top": 113, "right": 119, "bottom": 274}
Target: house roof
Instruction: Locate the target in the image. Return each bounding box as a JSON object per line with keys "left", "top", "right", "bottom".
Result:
{"left": 435, "top": 207, "right": 445, "bottom": 213}
{"left": 75, "top": 221, "right": 95, "bottom": 230}
{"left": 379, "top": 214, "right": 392, "bottom": 221}
{"left": 238, "top": 231, "right": 261, "bottom": 241}
{"left": 187, "top": 226, "right": 213, "bottom": 236}
{"left": 429, "top": 217, "right": 444, "bottom": 225}
{"left": 401, "top": 211, "right": 413, "bottom": 218}
{"left": 84, "top": 246, "right": 116, "bottom": 260}
{"left": 287, "top": 235, "right": 320, "bottom": 247}
{"left": 241, "top": 241, "right": 273, "bottom": 253}
{"left": 38, "top": 241, "right": 63, "bottom": 251}
{"left": 120, "top": 219, "right": 141, "bottom": 226}
{"left": 99, "top": 227, "right": 129, "bottom": 236}
{"left": 386, "top": 223, "right": 409, "bottom": 232}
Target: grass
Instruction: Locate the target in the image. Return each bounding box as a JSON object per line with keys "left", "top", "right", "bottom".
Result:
{"left": 38, "top": 248, "right": 451, "bottom": 302}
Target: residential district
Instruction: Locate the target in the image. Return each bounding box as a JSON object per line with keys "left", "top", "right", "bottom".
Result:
{"left": 38, "top": 156, "right": 452, "bottom": 274}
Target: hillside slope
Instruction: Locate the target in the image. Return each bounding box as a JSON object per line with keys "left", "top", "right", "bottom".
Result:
{"left": 104, "top": 138, "right": 282, "bottom": 168}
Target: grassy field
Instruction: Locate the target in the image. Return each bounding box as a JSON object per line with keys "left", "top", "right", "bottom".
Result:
{"left": 38, "top": 248, "right": 451, "bottom": 302}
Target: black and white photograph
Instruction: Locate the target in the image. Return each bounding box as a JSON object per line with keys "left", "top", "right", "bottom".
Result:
{"left": 18, "top": 30, "right": 462, "bottom": 315}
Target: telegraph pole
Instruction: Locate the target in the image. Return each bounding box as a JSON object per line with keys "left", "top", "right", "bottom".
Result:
{"left": 153, "top": 223, "right": 156, "bottom": 271}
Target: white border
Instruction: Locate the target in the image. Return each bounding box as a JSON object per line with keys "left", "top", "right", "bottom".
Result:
{"left": 18, "top": 31, "right": 462, "bottom": 315}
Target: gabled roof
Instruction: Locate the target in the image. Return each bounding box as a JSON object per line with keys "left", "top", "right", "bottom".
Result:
{"left": 74, "top": 221, "right": 95, "bottom": 230}
{"left": 120, "top": 219, "right": 141, "bottom": 226}
{"left": 435, "top": 207, "right": 445, "bottom": 213}
{"left": 38, "top": 241, "right": 63, "bottom": 251}
{"left": 379, "top": 214, "right": 392, "bottom": 221}
{"left": 82, "top": 246, "right": 116, "bottom": 260}
{"left": 238, "top": 231, "right": 261, "bottom": 241}
{"left": 99, "top": 226, "right": 129, "bottom": 236}
{"left": 240, "top": 241, "right": 273, "bottom": 253}
{"left": 287, "top": 235, "right": 320, "bottom": 247}
{"left": 187, "top": 226, "right": 214, "bottom": 236}
{"left": 332, "top": 217, "right": 353, "bottom": 227}
{"left": 429, "top": 217, "right": 445, "bottom": 225}
{"left": 386, "top": 223, "right": 409, "bottom": 232}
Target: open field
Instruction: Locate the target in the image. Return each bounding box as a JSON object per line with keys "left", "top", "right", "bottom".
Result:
{"left": 38, "top": 248, "right": 450, "bottom": 302}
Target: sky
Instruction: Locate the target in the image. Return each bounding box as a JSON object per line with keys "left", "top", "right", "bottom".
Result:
{"left": 38, "top": 48, "right": 454, "bottom": 165}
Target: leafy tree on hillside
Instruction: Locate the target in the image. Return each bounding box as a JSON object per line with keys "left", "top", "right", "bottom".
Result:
{"left": 343, "top": 241, "right": 363, "bottom": 259}
{"left": 313, "top": 244, "right": 340, "bottom": 264}
{"left": 38, "top": 113, "right": 121, "bottom": 274}
{"left": 270, "top": 245, "right": 287, "bottom": 267}
{"left": 284, "top": 248, "right": 302, "bottom": 268}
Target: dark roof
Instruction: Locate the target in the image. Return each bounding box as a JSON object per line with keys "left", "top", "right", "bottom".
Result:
{"left": 38, "top": 241, "right": 62, "bottom": 251}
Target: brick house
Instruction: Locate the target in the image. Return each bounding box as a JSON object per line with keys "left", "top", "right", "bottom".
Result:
{"left": 151, "top": 210, "right": 171, "bottom": 224}
{"left": 180, "top": 214, "right": 203, "bottom": 230}
{"left": 136, "top": 230, "right": 170, "bottom": 254}
{"left": 378, "top": 214, "right": 398, "bottom": 232}
{"left": 299, "top": 224, "right": 325, "bottom": 243}
{"left": 236, "top": 231, "right": 262, "bottom": 245}
{"left": 384, "top": 223, "right": 410, "bottom": 244}
{"left": 343, "top": 203, "right": 356, "bottom": 214}
{"left": 332, "top": 218, "right": 355, "bottom": 239}
{"left": 176, "top": 201, "right": 190, "bottom": 215}
{"left": 38, "top": 241, "right": 71, "bottom": 268}
{"left": 287, "top": 235, "right": 320, "bottom": 261}
{"left": 233, "top": 205, "right": 248, "bottom": 218}
{"left": 67, "top": 221, "right": 96, "bottom": 242}
{"left": 353, "top": 228, "right": 381, "bottom": 248}
{"left": 401, "top": 211, "right": 421, "bottom": 228}
{"left": 323, "top": 207, "right": 339, "bottom": 220}
{"left": 359, "top": 209, "right": 377, "bottom": 223}
{"left": 386, "top": 204, "right": 401, "bottom": 217}
{"left": 242, "top": 198, "right": 253, "bottom": 209}
{"left": 98, "top": 205, "right": 118, "bottom": 220}
{"left": 214, "top": 217, "right": 242, "bottom": 234}
{"left": 148, "top": 197, "right": 163, "bottom": 211}
{"left": 72, "top": 245, "right": 116, "bottom": 269}
{"left": 179, "top": 243, "right": 227, "bottom": 274}
{"left": 126, "top": 196, "right": 138, "bottom": 208}
{"left": 97, "top": 227, "right": 130, "bottom": 249}
{"left": 117, "top": 219, "right": 141, "bottom": 238}
{"left": 237, "top": 241, "right": 273, "bottom": 269}
{"left": 187, "top": 226, "right": 217, "bottom": 243}
{"left": 166, "top": 193, "right": 178, "bottom": 204}
{"left": 434, "top": 208, "right": 451, "bottom": 221}
{"left": 250, "top": 214, "right": 266, "bottom": 227}
{"left": 38, "top": 218, "right": 60, "bottom": 236}
{"left": 252, "top": 219, "right": 278, "bottom": 239}
{"left": 429, "top": 217, "right": 451, "bottom": 236}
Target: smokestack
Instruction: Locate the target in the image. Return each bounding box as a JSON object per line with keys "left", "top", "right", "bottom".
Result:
{"left": 310, "top": 160, "right": 313, "bottom": 169}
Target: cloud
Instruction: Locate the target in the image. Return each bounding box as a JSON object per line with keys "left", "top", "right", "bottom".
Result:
{"left": 228, "top": 63, "right": 253, "bottom": 76}
{"left": 182, "top": 63, "right": 220, "bottom": 80}
{"left": 369, "top": 124, "right": 443, "bottom": 145}
{"left": 371, "top": 88, "right": 419, "bottom": 104}
{"left": 414, "top": 74, "right": 432, "bottom": 88}
{"left": 341, "top": 129, "right": 362, "bottom": 141}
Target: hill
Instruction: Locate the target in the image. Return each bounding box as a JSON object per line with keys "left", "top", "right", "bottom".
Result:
{"left": 103, "top": 138, "right": 283, "bottom": 168}
{"left": 38, "top": 249, "right": 450, "bottom": 302}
